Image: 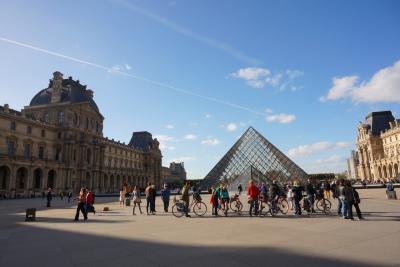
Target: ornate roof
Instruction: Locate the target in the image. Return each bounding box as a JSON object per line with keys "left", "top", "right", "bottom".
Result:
{"left": 29, "top": 72, "right": 99, "bottom": 112}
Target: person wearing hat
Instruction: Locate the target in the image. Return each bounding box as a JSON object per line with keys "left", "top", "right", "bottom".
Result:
{"left": 161, "top": 184, "right": 171, "bottom": 212}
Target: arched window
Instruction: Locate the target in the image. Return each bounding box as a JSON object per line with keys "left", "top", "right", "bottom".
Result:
{"left": 87, "top": 149, "right": 92, "bottom": 164}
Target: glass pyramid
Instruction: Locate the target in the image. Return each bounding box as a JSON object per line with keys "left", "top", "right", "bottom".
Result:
{"left": 202, "top": 127, "right": 308, "bottom": 190}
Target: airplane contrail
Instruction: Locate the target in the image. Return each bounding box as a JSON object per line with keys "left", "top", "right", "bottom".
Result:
{"left": 0, "top": 37, "right": 265, "bottom": 116}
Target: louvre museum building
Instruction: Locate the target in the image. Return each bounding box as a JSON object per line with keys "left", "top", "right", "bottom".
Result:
{"left": 0, "top": 72, "right": 162, "bottom": 198}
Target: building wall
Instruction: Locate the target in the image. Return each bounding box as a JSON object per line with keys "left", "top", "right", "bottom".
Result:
{"left": 0, "top": 73, "right": 162, "bottom": 198}
{"left": 356, "top": 116, "right": 400, "bottom": 181}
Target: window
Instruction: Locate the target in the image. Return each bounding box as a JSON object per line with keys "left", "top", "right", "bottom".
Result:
{"left": 41, "top": 130, "right": 46, "bottom": 138}
{"left": 10, "top": 121, "right": 16, "bottom": 131}
{"left": 73, "top": 149, "right": 76, "bottom": 161}
{"left": 44, "top": 113, "right": 49, "bottom": 123}
{"left": 58, "top": 111, "right": 64, "bottom": 125}
{"left": 7, "top": 140, "right": 15, "bottom": 158}
{"left": 27, "top": 125, "right": 32, "bottom": 134}
{"left": 58, "top": 132, "right": 62, "bottom": 139}
{"left": 87, "top": 149, "right": 91, "bottom": 164}
{"left": 38, "top": 146, "right": 44, "bottom": 160}
{"left": 24, "top": 143, "right": 31, "bottom": 160}
{"left": 85, "top": 118, "right": 89, "bottom": 129}
{"left": 55, "top": 147, "right": 62, "bottom": 161}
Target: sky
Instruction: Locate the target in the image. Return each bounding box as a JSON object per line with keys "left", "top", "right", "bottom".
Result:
{"left": 0, "top": 0, "right": 399, "bottom": 179}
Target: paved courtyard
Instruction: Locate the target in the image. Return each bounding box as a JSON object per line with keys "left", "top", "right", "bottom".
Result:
{"left": 0, "top": 188, "right": 399, "bottom": 267}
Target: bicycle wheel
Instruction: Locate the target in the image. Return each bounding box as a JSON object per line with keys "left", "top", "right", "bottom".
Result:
{"left": 171, "top": 203, "right": 184, "bottom": 218}
{"left": 192, "top": 201, "right": 207, "bottom": 216}
{"left": 317, "top": 199, "right": 332, "bottom": 212}
{"left": 278, "top": 199, "right": 289, "bottom": 214}
{"left": 230, "top": 200, "right": 243, "bottom": 212}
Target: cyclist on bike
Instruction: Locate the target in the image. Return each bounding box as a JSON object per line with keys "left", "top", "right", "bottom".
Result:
{"left": 220, "top": 183, "right": 230, "bottom": 216}
{"left": 305, "top": 178, "right": 316, "bottom": 213}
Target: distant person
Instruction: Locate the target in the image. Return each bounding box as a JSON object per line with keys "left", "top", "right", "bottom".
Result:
{"left": 67, "top": 191, "right": 73, "bottom": 203}
{"left": 352, "top": 185, "right": 364, "bottom": 220}
{"left": 161, "top": 184, "right": 171, "bottom": 212}
{"left": 181, "top": 181, "right": 191, "bottom": 217}
{"left": 305, "top": 179, "right": 316, "bottom": 213}
{"left": 119, "top": 189, "right": 125, "bottom": 207}
{"left": 46, "top": 188, "right": 52, "bottom": 207}
{"left": 337, "top": 179, "right": 346, "bottom": 217}
{"left": 210, "top": 186, "right": 216, "bottom": 215}
{"left": 287, "top": 185, "right": 294, "bottom": 211}
{"left": 213, "top": 184, "right": 221, "bottom": 216}
{"left": 132, "top": 186, "right": 143, "bottom": 215}
{"left": 237, "top": 184, "right": 243, "bottom": 195}
{"left": 59, "top": 192, "right": 64, "bottom": 200}
{"left": 247, "top": 180, "right": 260, "bottom": 217}
{"left": 386, "top": 180, "right": 394, "bottom": 192}
{"left": 343, "top": 180, "right": 355, "bottom": 220}
{"left": 150, "top": 185, "right": 157, "bottom": 214}
{"left": 74, "top": 188, "right": 88, "bottom": 221}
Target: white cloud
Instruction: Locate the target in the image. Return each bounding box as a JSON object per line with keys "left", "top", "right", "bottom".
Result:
{"left": 204, "top": 114, "right": 212, "bottom": 119}
{"left": 201, "top": 138, "right": 220, "bottom": 146}
{"left": 321, "top": 60, "right": 400, "bottom": 103}
{"left": 108, "top": 63, "right": 132, "bottom": 74}
{"left": 169, "top": 156, "right": 196, "bottom": 163}
{"left": 265, "top": 108, "right": 273, "bottom": 113}
{"left": 226, "top": 122, "right": 238, "bottom": 132}
{"left": 154, "top": 135, "right": 175, "bottom": 151}
{"left": 184, "top": 134, "right": 197, "bottom": 140}
{"left": 315, "top": 155, "right": 344, "bottom": 164}
{"left": 231, "top": 67, "right": 304, "bottom": 90}
{"left": 165, "top": 124, "right": 174, "bottom": 129}
{"left": 288, "top": 141, "right": 351, "bottom": 157}
{"left": 265, "top": 113, "right": 296, "bottom": 124}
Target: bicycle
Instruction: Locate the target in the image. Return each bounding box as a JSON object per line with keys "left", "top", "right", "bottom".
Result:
{"left": 316, "top": 197, "right": 332, "bottom": 213}
{"left": 171, "top": 195, "right": 207, "bottom": 218}
{"left": 259, "top": 196, "right": 279, "bottom": 217}
{"left": 302, "top": 194, "right": 316, "bottom": 215}
{"left": 229, "top": 194, "right": 243, "bottom": 213}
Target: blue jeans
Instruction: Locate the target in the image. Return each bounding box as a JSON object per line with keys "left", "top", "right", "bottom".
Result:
{"left": 341, "top": 199, "right": 348, "bottom": 218}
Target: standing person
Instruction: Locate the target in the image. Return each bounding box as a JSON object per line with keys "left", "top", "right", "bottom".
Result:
{"left": 338, "top": 179, "right": 347, "bottom": 218}
{"left": 237, "top": 184, "right": 243, "bottom": 195}
{"left": 325, "top": 180, "right": 331, "bottom": 199}
{"left": 220, "top": 183, "right": 230, "bottom": 216}
{"left": 292, "top": 180, "right": 304, "bottom": 215}
{"left": 132, "top": 186, "right": 143, "bottom": 215}
{"left": 67, "top": 191, "right": 73, "bottom": 203}
{"left": 247, "top": 180, "right": 260, "bottom": 217}
{"left": 213, "top": 184, "right": 221, "bottom": 216}
{"left": 287, "top": 185, "right": 294, "bottom": 211}
{"left": 305, "top": 179, "right": 316, "bottom": 213}
{"left": 210, "top": 186, "right": 215, "bottom": 215}
{"left": 150, "top": 185, "right": 157, "bottom": 214}
{"left": 332, "top": 179, "right": 342, "bottom": 216}
{"left": 59, "top": 192, "right": 64, "bottom": 200}
{"left": 343, "top": 180, "right": 355, "bottom": 220}
{"left": 46, "top": 188, "right": 52, "bottom": 207}
{"left": 119, "top": 189, "right": 125, "bottom": 207}
{"left": 161, "top": 184, "right": 171, "bottom": 212}
{"left": 74, "top": 188, "right": 88, "bottom": 221}
{"left": 145, "top": 183, "right": 152, "bottom": 215}
{"left": 181, "top": 181, "right": 191, "bottom": 217}
{"left": 352, "top": 186, "right": 364, "bottom": 220}
{"left": 86, "top": 189, "right": 95, "bottom": 214}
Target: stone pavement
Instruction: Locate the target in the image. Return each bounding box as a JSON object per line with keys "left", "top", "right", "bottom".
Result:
{"left": 0, "top": 188, "right": 399, "bottom": 267}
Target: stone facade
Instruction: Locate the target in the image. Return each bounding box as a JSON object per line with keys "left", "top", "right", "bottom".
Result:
{"left": 346, "top": 150, "right": 359, "bottom": 180}
{"left": 0, "top": 72, "right": 162, "bottom": 198}
{"left": 161, "top": 162, "right": 187, "bottom": 185}
{"left": 355, "top": 111, "right": 400, "bottom": 181}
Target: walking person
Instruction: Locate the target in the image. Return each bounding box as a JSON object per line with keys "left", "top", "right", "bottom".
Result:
{"left": 352, "top": 186, "right": 364, "bottom": 220}
{"left": 46, "top": 188, "right": 52, "bottom": 207}
{"left": 305, "top": 179, "right": 316, "bottom": 213}
{"left": 145, "top": 182, "right": 152, "bottom": 215}
{"left": 67, "top": 191, "right": 72, "bottom": 203}
{"left": 325, "top": 180, "right": 331, "bottom": 199}
{"left": 161, "top": 184, "right": 171, "bottom": 212}
{"left": 338, "top": 179, "right": 347, "bottom": 219}
{"left": 74, "top": 188, "right": 88, "bottom": 221}
{"left": 119, "top": 189, "right": 125, "bottom": 207}
{"left": 247, "top": 180, "right": 260, "bottom": 217}
{"left": 181, "top": 181, "right": 191, "bottom": 217}
{"left": 132, "top": 186, "right": 143, "bottom": 215}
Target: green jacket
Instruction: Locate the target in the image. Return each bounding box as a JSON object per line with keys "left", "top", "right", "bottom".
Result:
{"left": 181, "top": 185, "right": 190, "bottom": 202}
{"left": 214, "top": 187, "right": 221, "bottom": 199}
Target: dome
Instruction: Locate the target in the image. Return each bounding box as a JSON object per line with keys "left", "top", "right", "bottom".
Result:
{"left": 29, "top": 72, "right": 99, "bottom": 112}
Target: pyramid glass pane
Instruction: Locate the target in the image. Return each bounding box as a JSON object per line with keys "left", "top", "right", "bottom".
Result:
{"left": 202, "top": 127, "right": 308, "bottom": 190}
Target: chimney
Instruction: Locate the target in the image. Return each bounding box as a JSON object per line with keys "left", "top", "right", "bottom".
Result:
{"left": 51, "top": 71, "right": 63, "bottom": 103}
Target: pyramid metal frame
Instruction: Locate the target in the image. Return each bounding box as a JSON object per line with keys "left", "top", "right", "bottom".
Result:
{"left": 202, "top": 127, "right": 308, "bottom": 189}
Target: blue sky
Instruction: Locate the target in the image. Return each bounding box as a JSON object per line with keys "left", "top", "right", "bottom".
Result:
{"left": 1, "top": 0, "right": 399, "bottom": 179}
